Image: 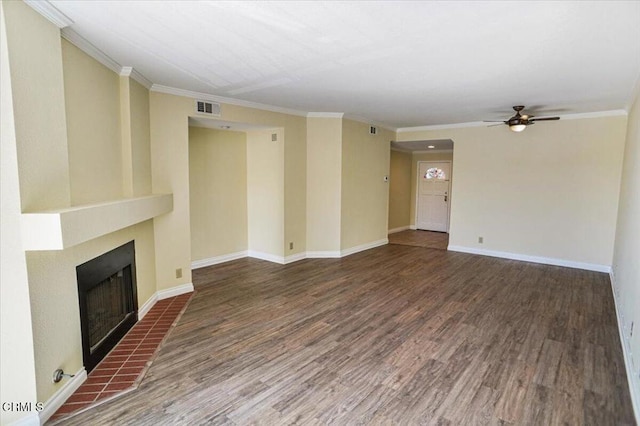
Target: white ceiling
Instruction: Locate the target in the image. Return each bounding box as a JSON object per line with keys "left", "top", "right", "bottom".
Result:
{"left": 47, "top": 1, "right": 640, "bottom": 129}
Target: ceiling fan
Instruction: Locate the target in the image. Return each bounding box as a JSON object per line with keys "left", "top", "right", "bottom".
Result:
{"left": 485, "top": 106, "right": 560, "bottom": 132}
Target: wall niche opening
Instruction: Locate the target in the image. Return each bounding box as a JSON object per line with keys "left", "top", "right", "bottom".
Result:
{"left": 76, "top": 241, "right": 138, "bottom": 373}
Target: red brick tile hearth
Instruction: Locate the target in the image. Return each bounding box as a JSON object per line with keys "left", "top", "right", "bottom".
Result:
{"left": 49, "top": 293, "right": 192, "bottom": 423}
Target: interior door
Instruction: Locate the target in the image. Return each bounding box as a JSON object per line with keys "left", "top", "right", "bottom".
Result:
{"left": 417, "top": 161, "right": 451, "bottom": 232}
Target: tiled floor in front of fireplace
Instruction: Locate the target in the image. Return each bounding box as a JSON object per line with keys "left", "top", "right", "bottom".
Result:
{"left": 49, "top": 292, "right": 192, "bottom": 423}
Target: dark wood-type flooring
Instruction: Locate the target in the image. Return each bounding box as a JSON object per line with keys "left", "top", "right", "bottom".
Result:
{"left": 56, "top": 244, "right": 635, "bottom": 425}
{"left": 389, "top": 230, "right": 449, "bottom": 250}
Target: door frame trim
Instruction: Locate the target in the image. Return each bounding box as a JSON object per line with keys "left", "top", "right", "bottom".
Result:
{"left": 415, "top": 160, "right": 452, "bottom": 232}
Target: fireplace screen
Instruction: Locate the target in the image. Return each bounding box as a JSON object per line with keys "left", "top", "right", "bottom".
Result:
{"left": 77, "top": 241, "right": 137, "bottom": 372}
{"left": 86, "top": 268, "right": 134, "bottom": 352}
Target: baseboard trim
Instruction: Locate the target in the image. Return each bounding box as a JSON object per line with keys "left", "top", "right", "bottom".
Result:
{"left": 284, "top": 253, "right": 306, "bottom": 264}
{"left": 306, "top": 250, "right": 341, "bottom": 258}
{"left": 447, "top": 245, "right": 611, "bottom": 273}
{"left": 247, "top": 250, "right": 285, "bottom": 264}
{"left": 39, "top": 367, "right": 87, "bottom": 424}
{"left": 388, "top": 226, "right": 410, "bottom": 234}
{"left": 341, "top": 239, "right": 388, "bottom": 257}
{"left": 609, "top": 270, "right": 640, "bottom": 423}
{"left": 138, "top": 282, "right": 194, "bottom": 320}
{"left": 191, "top": 251, "right": 248, "bottom": 269}
{"left": 409, "top": 225, "right": 417, "bottom": 230}
{"left": 157, "top": 283, "right": 194, "bottom": 300}
{"left": 138, "top": 293, "right": 158, "bottom": 320}
{"left": 188, "top": 242, "right": 392, "bottom": 267}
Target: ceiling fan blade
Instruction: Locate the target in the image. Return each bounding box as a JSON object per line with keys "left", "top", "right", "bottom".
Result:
{"left": 483, "top": 120, "right": 505, "bottom": 122}
{"left": 487, "top": 123, "right": 504, "bottom": 127}
{"left": 530, "top": 116, "right": 560, "bottom": 122}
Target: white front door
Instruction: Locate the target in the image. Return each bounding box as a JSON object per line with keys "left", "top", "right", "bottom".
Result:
{"left": 417, "top": 161, "right": 451, "bottom": 232}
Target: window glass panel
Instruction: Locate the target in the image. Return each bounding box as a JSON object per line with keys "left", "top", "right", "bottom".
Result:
{"left": 425, "top": 167, "right": 446, "bottom": 180}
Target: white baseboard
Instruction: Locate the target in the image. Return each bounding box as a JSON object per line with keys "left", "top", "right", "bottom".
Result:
{"left": 341, "top": 238, "right": 388, "bottom": 257}
{"left": 139, "top": 282, "right": 194, "bottom": 320}
{"left": 284, "top": 252, "right": 306, "bottom": 264}
{"left": 138, "top": 293, "right": 158, "bottom": 320}
{"left": 7, "top": 412, "right": 39, "bottom": 426}
{"left": 306, "top": 250, "right": 341, "bottom": 258}
{"left": 157, "top": 283, "right": 194, "bottom": 300}
{"left": 609, "top": 270, "right": 640, "bottom": 423}
{"left": 189, "top": 241, "right": 390, "bottom": 267}
{"left": 388, "top": 226, "right": 410, "bottom": 234}
{"left": 39, "top": 367, "right": 86, "bottom": 425}
{"left": 191, "top": 251, "right": 247, "bottom": 269}
{"left": 447, "top": 245, "right": 611, "bottom": 273}
{"left": 247, "top": 250, "right": 285, "bottom": 264}
{"left": 409, "top": 225, "right": 417, "bottom": 230}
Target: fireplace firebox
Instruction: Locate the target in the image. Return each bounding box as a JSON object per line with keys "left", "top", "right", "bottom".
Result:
{"left": 76, "top": 241, "right": 138, "bottom": 372}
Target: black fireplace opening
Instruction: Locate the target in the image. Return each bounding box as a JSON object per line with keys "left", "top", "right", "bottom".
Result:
{"left": 77, "top": 241, "right": 138, "bottom": 373}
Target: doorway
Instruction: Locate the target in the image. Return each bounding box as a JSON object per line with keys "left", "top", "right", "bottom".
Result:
{"left": 416, "top": 161, "right": 451, "bottom": 232}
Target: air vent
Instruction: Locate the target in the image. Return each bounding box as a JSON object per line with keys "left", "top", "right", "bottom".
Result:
{"left": 369, "top": 126, "right": 377, "bottom": 135}
{"left": 195, "top": 100, "right": 220, "bottom": 116}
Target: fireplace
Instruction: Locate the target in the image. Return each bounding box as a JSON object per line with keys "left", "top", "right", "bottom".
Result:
{"left": 76, "top": 241, "right": 138, "bottom": 372}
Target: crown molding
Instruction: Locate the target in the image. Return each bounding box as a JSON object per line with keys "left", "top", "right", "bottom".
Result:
{"left": 61, "top": 28, "right": 121, "bottom": 74}
{"left": 397, "top": 109, "right": 629, "bottom": 133}
{"left": 25, "top": 0, "right": 73, "bottom": 28}
{"left": 343, "top": 114, "right": 397, "bottom": 132}
{"left": 396, "top": 121, "right": 486, "bottom": 133}
{"left": 120, "top": 67, "right": 153, "bottom": 89}
{"left": 120, "top": 67, "right": 133, "bottom": 78}
{"left": 150, "top": 85, "right": 308, "bottom": 118}
{"left": 307, "top": 112, "right": 344, "bottom": 118}
{"left": 559, "top": 109, "right": 627, "bottom": 120}
{"left": 62, "top": 29, "right": 153, "bottom": 89}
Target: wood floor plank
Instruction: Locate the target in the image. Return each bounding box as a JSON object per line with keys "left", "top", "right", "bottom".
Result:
{"left": 52, "top": 237, "right": 635, "bottom": 426}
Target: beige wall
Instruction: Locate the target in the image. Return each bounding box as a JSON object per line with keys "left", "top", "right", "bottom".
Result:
{"left": 612, "top": 90, "right": 640, "bottom": 403}
{"left": 120, "top": 75, "right": 152, "bottom": 197}
{"left": 388, "top": 150, "right": 412, "bottom": 231}
{"left": 284, "top": 119, "right": 307, "bottom": 256}
{"left": 409, "top": 151, "right": 454, "bottom": 227}
{"left": 0, "top": 3, "right": 38, "bottom": 423}
{"left": 62, "top": 39, "right": 123, "bottom": 205}
{"left": 150, "top": 93, "right": 307, "bottom": 276}
{"left": 341, "top": 119, "right": 391, "bottom": 250}
{"left": 247, "top": 129, "right": 285, "bottom": 257}
{"left": 4, "top": 0, "right": 70, "bottom": 212}
{"left": 224, "top": 106, "right": 307, "bottom": 258}
{"left": 306, "top": 117, "right": 342, "bottom": 252}
{"left": 398, "top": 116, "right": 627, "bottom": 267}
{"left": 189, "top": 126, "right": 248, "bottom": 261}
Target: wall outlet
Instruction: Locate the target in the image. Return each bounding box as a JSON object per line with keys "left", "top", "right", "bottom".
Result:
{"left": 289, "top": 242, "right": 294, "bottom": 250}
{"left": 478, "top": 236, "right": 483, "bottom": 244}
{"left": 272, "top": 133, "right": 278, "bottom": 141}
{"left": 175, "top": 268, "right": 182, "bottom": 279}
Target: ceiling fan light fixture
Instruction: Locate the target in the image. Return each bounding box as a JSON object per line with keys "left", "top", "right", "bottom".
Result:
{"left": 509, "top": 124, "right": 527, "bottom": 132}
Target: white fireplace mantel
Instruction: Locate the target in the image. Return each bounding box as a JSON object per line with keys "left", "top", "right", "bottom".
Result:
{"left": 21, "top": 194, "right": 173, "bottom": 251}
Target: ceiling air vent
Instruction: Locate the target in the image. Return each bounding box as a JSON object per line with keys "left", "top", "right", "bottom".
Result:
{"left": 369, "top": 126, "right": 377, "bottom": 135}
{"left": 195, "top": 100, "right": 220, "bottom": 116}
